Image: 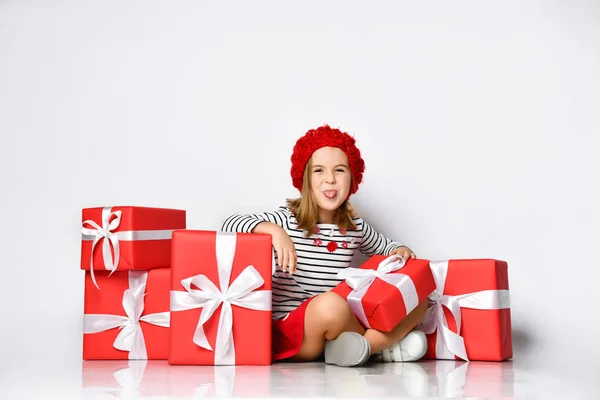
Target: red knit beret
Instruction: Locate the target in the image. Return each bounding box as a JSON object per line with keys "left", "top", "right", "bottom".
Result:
{"left": 290, "top": 125, "right": 365, "bottom": 197}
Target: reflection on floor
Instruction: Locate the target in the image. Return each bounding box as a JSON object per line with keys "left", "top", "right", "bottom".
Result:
{"left": 77, "top": 358, "right": 599, "bottom": 399}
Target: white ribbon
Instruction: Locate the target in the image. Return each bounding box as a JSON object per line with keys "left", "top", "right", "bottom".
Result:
{"left": 170, "top": 231, "right": 272, "bottom": 365}
{"left": 336, "top": 255, "right": 419, "bottom": 329}
{"left": 81, "top": 206, "right": 175, "bottom": 289}
{"left": 419, "top": 261, "right": 511, "bottom": 361}
{"left": 83, "top": 271, "right": 170, "bottom": 360}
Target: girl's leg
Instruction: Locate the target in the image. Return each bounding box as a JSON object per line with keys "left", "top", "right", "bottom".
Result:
{"left": 292, "top": 292, "right": 429, "bottom": 361}
{"left": 291, "top": 292, "right": 365, "bottom": 361}
{"left": 364, "top": 300, "right": 428, "bottom": 354}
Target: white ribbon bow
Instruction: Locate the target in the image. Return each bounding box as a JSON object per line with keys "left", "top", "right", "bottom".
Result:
{"left": 419, "top": 261, "right": 511, "bottom": 361}
{"left": 83, "top": 271, "right": 170, "bottom": 359}
{"left": 82, "top": 207, "right": 122, "bottom": 289}
{"left": 336, "top": 255, "right": 419, "bottom": 329}
{"left": 170, "top": 232, "right": 272, "bottom": 365}
{"left": 81, "top": 206, "right": 175, "bottom": 289}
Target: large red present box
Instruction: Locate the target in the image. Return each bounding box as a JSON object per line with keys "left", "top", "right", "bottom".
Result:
{"left": 332, "top": 255, "right": 436, "bottom": 332}
{"left": 83, "top": 269, "right": 170, "bottom": 360}
{"left": 81, "top": 206, "right": 185, "bottom": 288}
{"left": 82, "top": 360, "right": 169, "bottom": 398}
{"left": 419, "top": 259, "right": 512, "bottom": 361}
{"left": 166, "top": 365, "right": 271, "bottom": 397}
{"left": 169, "top": 230, "right": 272, "bottom": 365}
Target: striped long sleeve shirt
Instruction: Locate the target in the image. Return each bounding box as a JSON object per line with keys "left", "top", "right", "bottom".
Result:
{"left": 221, "top": 205, "right": 403, "bottom": 319}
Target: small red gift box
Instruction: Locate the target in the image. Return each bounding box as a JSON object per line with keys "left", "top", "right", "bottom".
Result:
{"left": 83, "top": 268, "right": 170, "bottom": 360}
{"left": 419, "top": 259, "right": 512, "bottom": 361}
{"left": 80, "top": 206, "right": 185, "bottom": 287}
{"left": 169, "top": 230, "right": 272, "bottom": 365}
{"left": 82, "top": 360, "right": 169, "bottom": 398}
{"left": 332, "top": 255, "right": 436, "bottom": 332}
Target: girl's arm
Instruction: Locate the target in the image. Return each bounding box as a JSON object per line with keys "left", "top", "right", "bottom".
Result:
{"left": 220, "top": 209, "right": 288, "bottom": 233}
{"left": 358, "top": 219, "right": 403, "bottom": 257}
{"left": 221, "top": 208, "right": 297, "bottom": 274}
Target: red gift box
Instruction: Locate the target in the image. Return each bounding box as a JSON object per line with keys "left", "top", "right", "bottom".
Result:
{"left": 83, "top": 269, "right": 170, "bottom": 360}
{"left": 419, "top": 259, "right": 512, "bottom": 361}
{"left": 169, "top": 230, "right": 272, "bottom": 365}
{"left": 82, "top": 360, "right": 169, "bottom": 398}
{"left": 332, "top": 255, "right": 436, "bottom": 332}
{"left": 167, "top": 365, "right": 271, "bottom": 397}
{"left": 81, "top": 206, "right": 185, "bottom": 287}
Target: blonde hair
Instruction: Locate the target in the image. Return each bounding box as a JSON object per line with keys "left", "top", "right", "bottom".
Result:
{"left": 287, "top": 157, "right": 357, "bottom": 238}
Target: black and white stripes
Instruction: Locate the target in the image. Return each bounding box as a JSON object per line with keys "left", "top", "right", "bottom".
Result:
{"left": 221, "top": 205, "right": 402, "bottom": 319}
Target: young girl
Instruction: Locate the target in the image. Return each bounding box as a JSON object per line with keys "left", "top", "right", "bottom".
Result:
{"left": 221, "top": 125, "right": 428, "bottom": 367}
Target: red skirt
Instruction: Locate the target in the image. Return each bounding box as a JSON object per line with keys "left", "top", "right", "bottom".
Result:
{"left": 271, "top": 296, "right": 316, "bottom": 361}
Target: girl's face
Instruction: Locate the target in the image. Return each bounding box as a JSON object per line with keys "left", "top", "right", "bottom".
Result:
{"left": 309, "top": 146, "right": 352, "bottom": 217}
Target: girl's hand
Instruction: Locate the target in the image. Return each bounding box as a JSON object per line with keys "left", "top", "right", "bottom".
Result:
{"left": 254, "top": 222, "right": 297, "bottom": 274}
{"left": 271, "top": 226, "right": 297, "bottom": 274}
{"left": 391, "top": 246, "right": 416, "bottom": 261}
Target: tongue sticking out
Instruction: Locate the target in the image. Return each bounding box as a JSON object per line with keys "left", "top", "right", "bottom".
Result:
{"left": 324, "top": 190, "right": 337, "bottom": 199}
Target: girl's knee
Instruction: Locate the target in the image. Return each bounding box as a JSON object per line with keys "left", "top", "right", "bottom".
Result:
{"left": 309, "top": 292, "right": 354, "bottom": 326}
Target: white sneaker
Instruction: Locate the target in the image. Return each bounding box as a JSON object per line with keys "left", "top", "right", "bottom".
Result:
{"left": 324, "top": 332, "right": 371, "bottom": 367}
{"left": 380, "top": 330, "right": 428, "bottom": 362}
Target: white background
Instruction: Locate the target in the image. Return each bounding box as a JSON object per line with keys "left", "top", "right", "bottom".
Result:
{"left": 1, "top": 0, "right": 599, "bottom": 395}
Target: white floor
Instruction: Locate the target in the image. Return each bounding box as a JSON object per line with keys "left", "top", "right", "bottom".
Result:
{"left": 2, "top": 357, "right": 599, "bottom": 399}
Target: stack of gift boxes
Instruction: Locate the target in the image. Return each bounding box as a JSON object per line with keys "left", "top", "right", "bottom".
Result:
{"left": 81, "top": 205, "right": 512, "bottom": 366}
